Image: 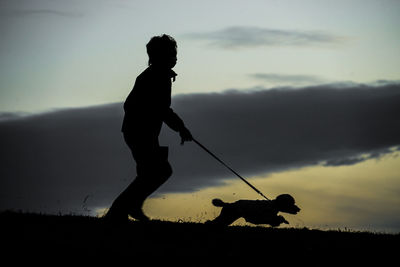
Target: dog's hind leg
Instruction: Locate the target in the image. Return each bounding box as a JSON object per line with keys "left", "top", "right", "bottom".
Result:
{"left": 208, "top": 207, "right": 240, "bottom": 226}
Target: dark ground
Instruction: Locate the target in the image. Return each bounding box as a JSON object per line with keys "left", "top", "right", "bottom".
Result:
{"left": 1, "top": 211, "right": 398, "bottom": 266}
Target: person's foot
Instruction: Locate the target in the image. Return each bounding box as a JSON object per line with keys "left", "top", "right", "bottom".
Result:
{"left": 129, "top": 208, "right": 150, "bottom": 221}
{"left": 103, "top": 207, "right": 129, "bottom": 224}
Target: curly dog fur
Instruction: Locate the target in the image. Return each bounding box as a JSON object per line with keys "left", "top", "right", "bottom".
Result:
{"left": 208, "top": 194, "right": 300, "bottom": 226}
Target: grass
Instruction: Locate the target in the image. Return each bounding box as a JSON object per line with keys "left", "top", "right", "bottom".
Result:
{"left": 1, "top": 211, "right": 398, "bottom": 265}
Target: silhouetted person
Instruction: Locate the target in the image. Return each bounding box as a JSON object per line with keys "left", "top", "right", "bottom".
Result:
{"left": 105, "top": 34, "right": 193, "bottom": 222}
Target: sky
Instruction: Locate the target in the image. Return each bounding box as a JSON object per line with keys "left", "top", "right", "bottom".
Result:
{"left": 1, "top": 0, "right": 400, "bottom": 232}
{"left": 1, "top": 0, "right": 400, "bottom": 112}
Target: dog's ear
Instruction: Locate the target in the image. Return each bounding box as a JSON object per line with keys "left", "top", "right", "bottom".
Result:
{"left": 276, "top": 194, "right": 295, "bottom": 207}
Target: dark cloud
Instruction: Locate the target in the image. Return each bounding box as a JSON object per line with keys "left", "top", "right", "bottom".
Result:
{"left": 1, "top": 82, "right": 400, "bottom": 214}
{"left": 323, "top": 149, "right": 389, "bottom": 167}
{"left": 184, "top": 26, "right": 344, "bottom": 49}
{"left": 0, "top": 112, "right": 29, "bottom": 121}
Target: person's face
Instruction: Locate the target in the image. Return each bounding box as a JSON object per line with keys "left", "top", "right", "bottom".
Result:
{"left": 153, "top": 49, "right": 177, "bottom": 69}
{"left": 166, "top": 50, "right": 177, "bottom": 69}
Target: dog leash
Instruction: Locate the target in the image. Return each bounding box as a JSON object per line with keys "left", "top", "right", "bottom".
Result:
{"left": 193, "top": 138, "right": 270, "bottom": 201}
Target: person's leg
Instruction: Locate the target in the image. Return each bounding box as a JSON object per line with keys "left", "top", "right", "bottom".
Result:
{"left": 106, "top": 175, "right": 150, "bottom": 221}
{"left": 104, "top": 185, "right": 132, "bottom": 222}
{"left": 105, "top": 146, "right": 172, "bottom": 221}
{"left": 125, "top": 160, "right": 172, "bottom": 219}
{"left": 105, "top": 133, "right": 151, "bottom": 222}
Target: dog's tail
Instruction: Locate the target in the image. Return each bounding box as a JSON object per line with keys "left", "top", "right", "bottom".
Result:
{"left": 212, "top": 198, "right": 227, "bottom": 207}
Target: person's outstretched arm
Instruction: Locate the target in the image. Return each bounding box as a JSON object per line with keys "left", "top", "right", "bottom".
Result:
{"left": 164, "top": 108, "right": 193, "bottom": 144}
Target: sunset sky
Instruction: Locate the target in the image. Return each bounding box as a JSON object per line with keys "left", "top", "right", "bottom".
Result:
{"left": 1, "top": 0, "right": 400, "bottom": 232}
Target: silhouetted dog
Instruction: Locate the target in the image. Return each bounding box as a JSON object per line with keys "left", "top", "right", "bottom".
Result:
{"left": 208, "top": 194, "right": 300, "bottom": 226}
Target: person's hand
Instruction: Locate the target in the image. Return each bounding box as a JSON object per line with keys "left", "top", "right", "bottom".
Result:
{"left": 180, "top": 127, "right": 193, "bottom": 145}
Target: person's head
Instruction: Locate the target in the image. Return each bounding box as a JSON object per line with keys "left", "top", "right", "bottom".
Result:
{"left": 146, "top": 34, "right": 177, "bottom": 69}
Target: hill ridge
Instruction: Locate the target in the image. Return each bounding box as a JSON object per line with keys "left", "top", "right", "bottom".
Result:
{"left": 1, "top": 211, "right": 398, "bottom": 265}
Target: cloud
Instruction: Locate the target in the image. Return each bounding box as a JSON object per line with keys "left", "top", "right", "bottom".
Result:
{"left": 0, "top": 9, "right": 83, "bottom": 18}
{"left": 323, "top": 148, "right": 392, "bottom": 166}
{"left": 1, "top": 82, "right": 400, "bottom": 214}
{"left": 184, "top": 26, "right": 345, "bottom": 49}
{"left": 250, "top": 73, "right": 326, "bottom": 85}
{"left": 0, "top": 112, "right": 29, "bottom": 121}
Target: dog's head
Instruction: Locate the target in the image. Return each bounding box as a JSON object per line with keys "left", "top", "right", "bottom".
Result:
{"left": 274, "top": 194, "right": 301, "bottom": 214}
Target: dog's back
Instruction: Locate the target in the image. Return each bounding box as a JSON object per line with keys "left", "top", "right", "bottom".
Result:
{"left": 212, "top": 198, "right": 274, "bottom": 212}
{"left": 210, "top": 198, "right": 278, "bottom": 226}
{"left": 210, "top": 195, "right": 299, "bottom": 226}
{"left": 212, "top": 198, "right": 227, "bottom": 207}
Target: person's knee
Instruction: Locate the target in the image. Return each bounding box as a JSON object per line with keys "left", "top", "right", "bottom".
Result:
{"left": 136, "top": 160, "right": 172, "bottom": 180}
{"left": 160, "top": 161, "right": 172, "bottom": 179}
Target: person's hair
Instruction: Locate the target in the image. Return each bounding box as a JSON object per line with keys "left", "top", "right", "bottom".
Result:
{"left": 146, "top": 34, "right": 177, "bottom": 66}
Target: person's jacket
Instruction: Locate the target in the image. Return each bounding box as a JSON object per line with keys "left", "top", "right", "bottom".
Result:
{"left": 121, "top": 65, "right": 185, "bottom": 145}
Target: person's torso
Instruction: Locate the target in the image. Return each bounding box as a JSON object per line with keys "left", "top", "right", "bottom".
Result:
{"left": 121, "top": 66, "right": 176, "bottom": 137}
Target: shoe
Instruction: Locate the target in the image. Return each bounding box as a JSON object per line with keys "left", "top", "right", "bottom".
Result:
{"left": 128, "top": 208, "right": 150, "bottom": 221}
{"left": 103, "top": 208, "right": 129, "bottom": 224}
